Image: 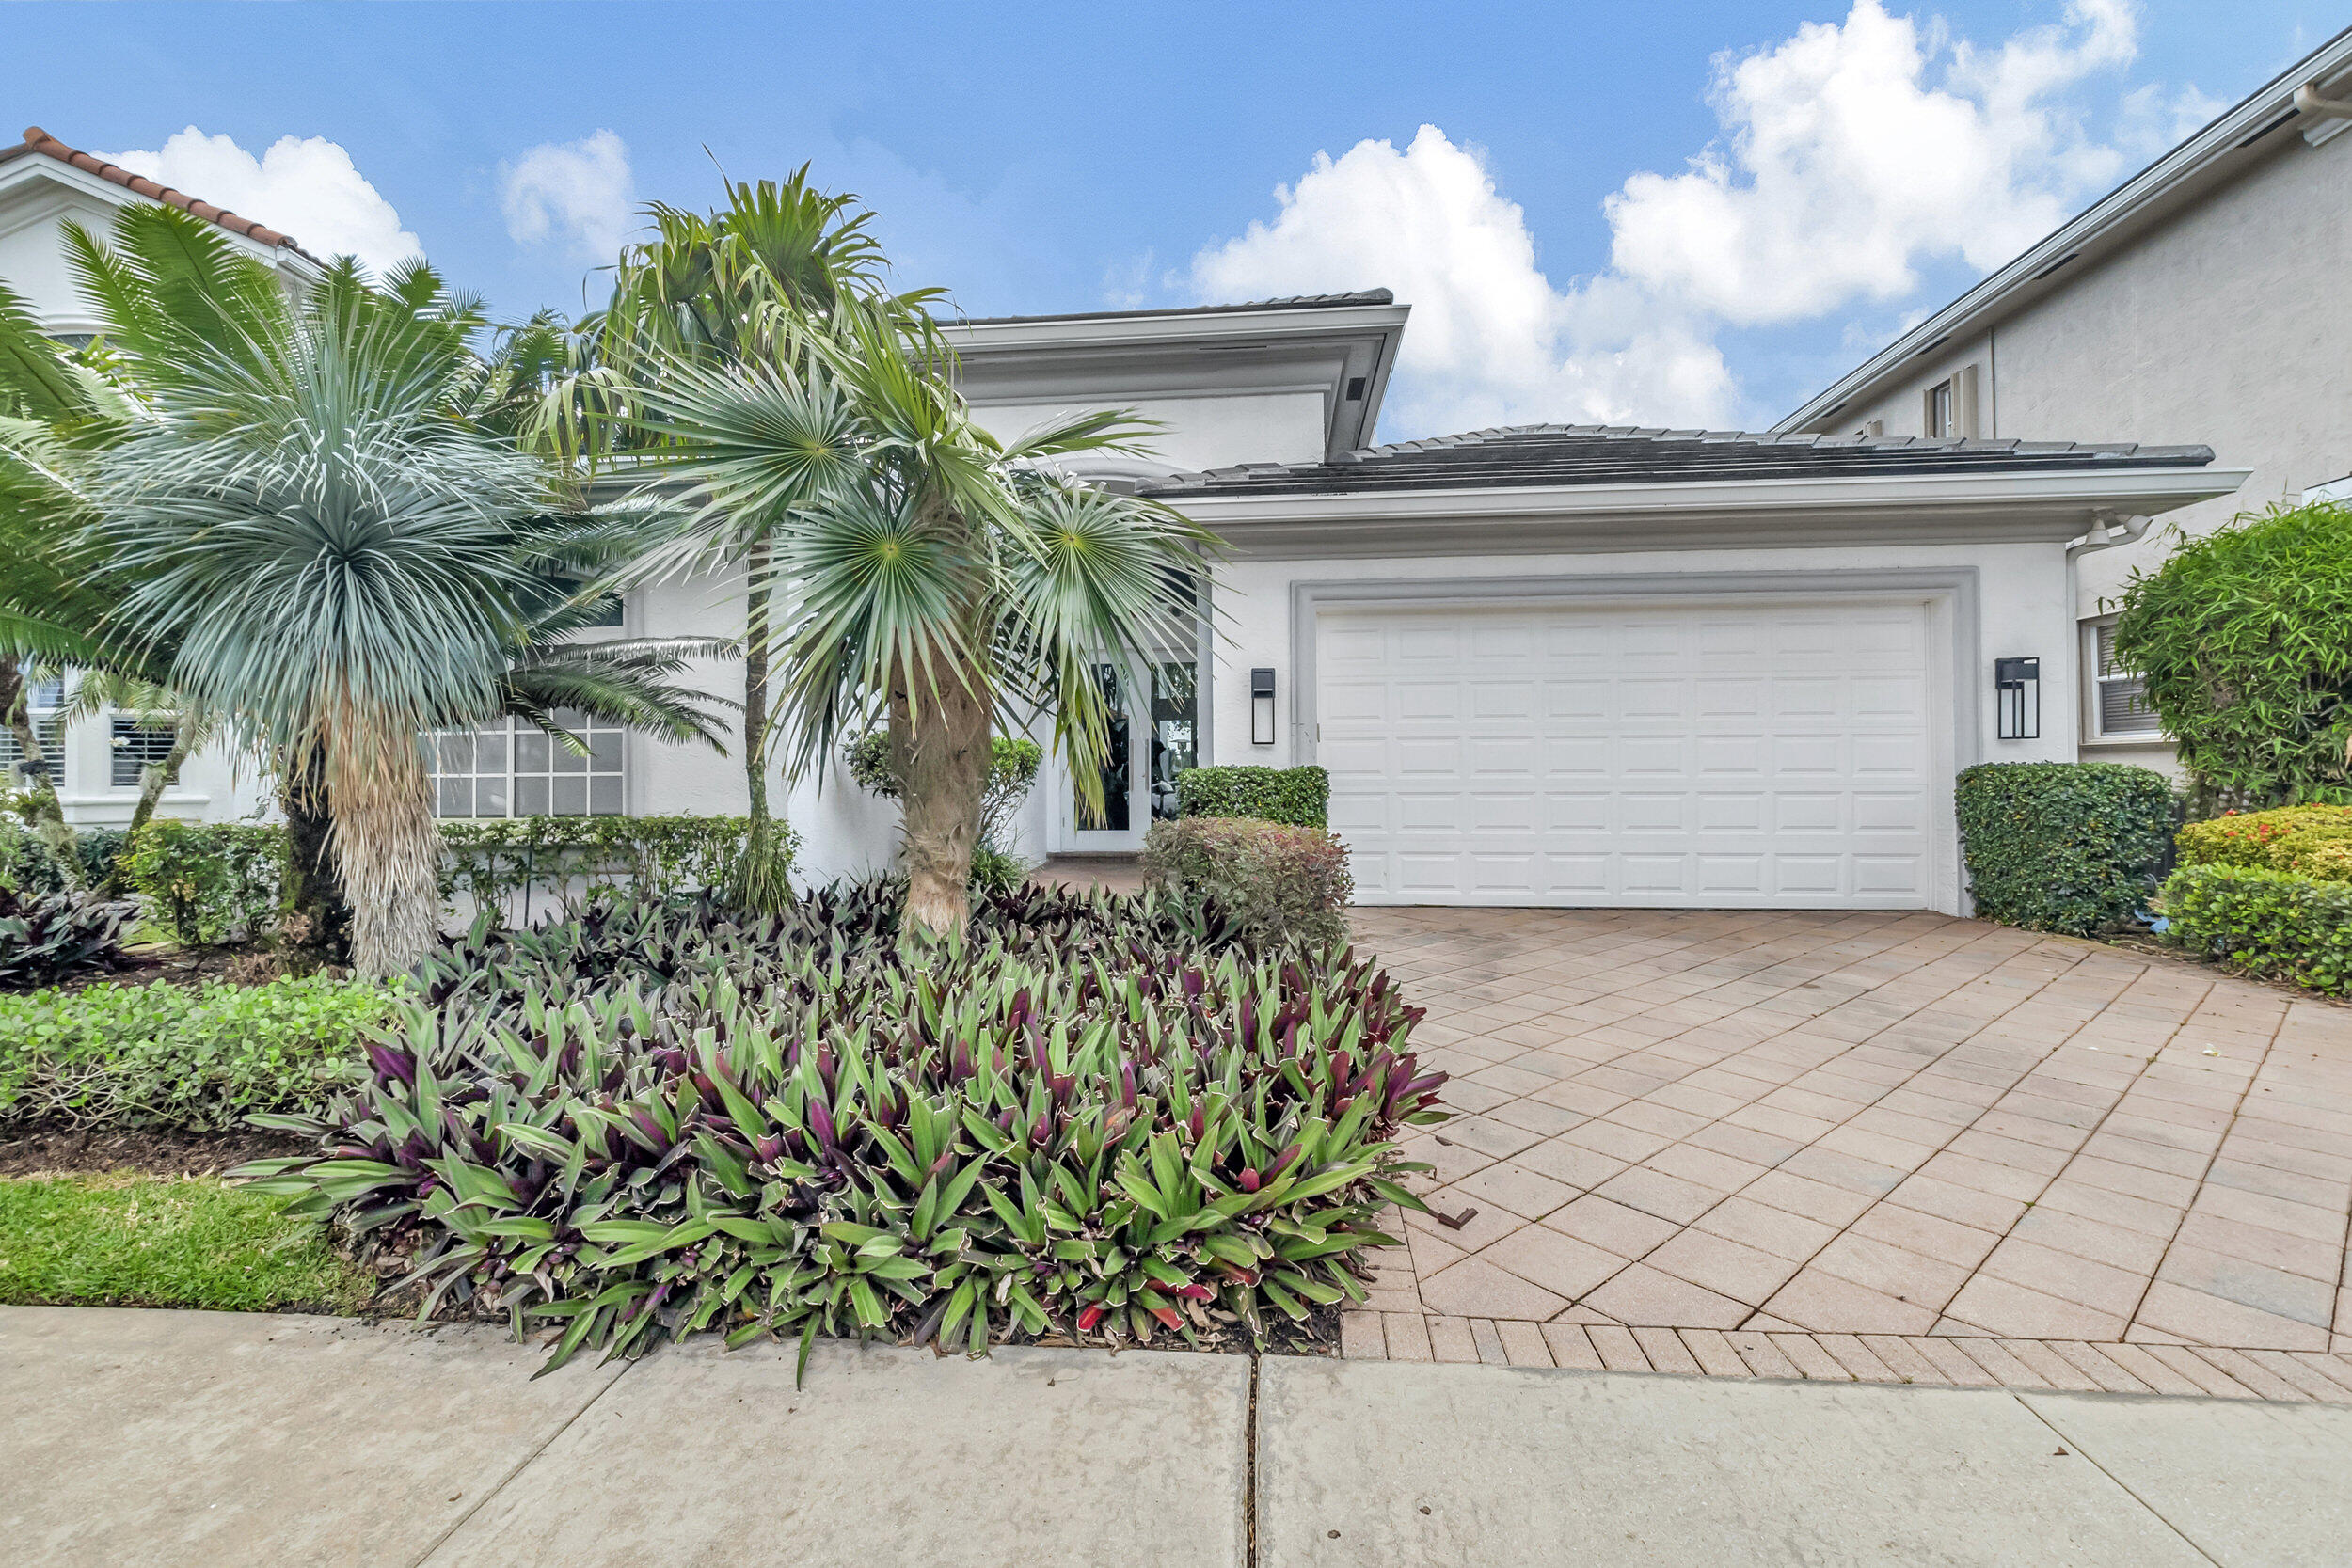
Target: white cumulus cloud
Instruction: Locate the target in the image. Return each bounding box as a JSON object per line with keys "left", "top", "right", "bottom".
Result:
{"left": 1191, "top": 125, "right": 1736, "bottom": 436}
{"left": 106, "top": 128, "right": 421, "bottom": 271}
{"left": 1190, "top": 0, "right": 2197, "bottom": 438}
{"left": 501, "top": 131, "right": 635, "bottom": 261}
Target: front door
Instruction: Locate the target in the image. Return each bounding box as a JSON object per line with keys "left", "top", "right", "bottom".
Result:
{"left": 1055, "top": 653, "right": 1198, "bottom": 853}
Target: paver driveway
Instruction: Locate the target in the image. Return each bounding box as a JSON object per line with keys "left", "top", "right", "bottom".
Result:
{"left": 1347, "top": 907, "right": 2352, "bottom": 1392}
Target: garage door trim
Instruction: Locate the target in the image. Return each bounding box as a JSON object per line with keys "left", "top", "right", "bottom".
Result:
{"left": 1290, "top": 567, "right": 1980, "bottom": 913}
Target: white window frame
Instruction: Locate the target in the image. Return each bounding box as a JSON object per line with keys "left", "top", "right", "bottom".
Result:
{"left": 424, "top": 712, "right": 628, "bottom": 818}
{"left": 0, "top": 676, "right": 66, "bottom": 784}
{"left": 2081, "top": 617, "right": 2163, "bottom": 742}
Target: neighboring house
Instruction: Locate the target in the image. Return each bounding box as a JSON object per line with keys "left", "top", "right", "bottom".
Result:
{"left": 2, "top": 128, "right": 2251, "bottom": 920}
{"left": 1775, "top": 28, "right": 2352, "bottom": 775}
{"left": 0, "top": 125, "right": 317, "bottom": 825}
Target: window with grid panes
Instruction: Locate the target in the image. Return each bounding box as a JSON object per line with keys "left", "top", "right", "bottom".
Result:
{"left": 2090, "top": 622, "right": 2161, "bottom": 737}
{"left": 423, "top": 710, "right": 625, "bottom": 817}
{"left": 0, "top": 675, "right": 66, "bottom": 782}
{"left": 110, "top": 719, "right": 182, "bottom": 786}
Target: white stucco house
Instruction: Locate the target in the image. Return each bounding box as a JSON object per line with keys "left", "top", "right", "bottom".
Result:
{"left": 0, "top": 125, "right": 314, "bottom": 828}
{"left": 1775, "top": 26, "right": 2352, "bottom": 776}
{"left": 0, "top": 124, "right": 2258, "bottom": 921}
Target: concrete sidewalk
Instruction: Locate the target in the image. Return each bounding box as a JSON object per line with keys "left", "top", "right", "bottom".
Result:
{"left": 7, "top": 1307, "right": 2350, "bottom": 1568}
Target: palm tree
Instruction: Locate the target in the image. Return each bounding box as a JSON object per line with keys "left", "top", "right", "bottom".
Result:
{"left": 539, "top": 172, "right": 946, "bottom": 909}
{"left": 616, "top": 304, "right": 1215, "bottom": 934}
{"left": 2, "top": 208, "right": 735, "bottom": 967}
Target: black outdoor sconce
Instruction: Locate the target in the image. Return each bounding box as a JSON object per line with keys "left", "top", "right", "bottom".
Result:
{"left": 1995, "top": 657, "right": 2040, "bottom": 740}
{"left": 1250, "top": 667, "right": 1277, "bottom": 746}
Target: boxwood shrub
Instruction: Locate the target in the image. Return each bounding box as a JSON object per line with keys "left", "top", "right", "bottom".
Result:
{"left": 1142, "top": 816, "right": 1354, "bottom": 948}
{"left": 2162, "top": 863, "right": 2352, "bottom": 996}
{"left": 0, "top": 975, "right": 395, "bottom": 1130}
{"left": 1175, "top": 765, "right": 1328, "bottom": 828}
{"left": 239, "top": 883, "right": 1444, "bottom": 1366}
{"left": 1954, "top": 762, "right": 2175, "bottom": 935}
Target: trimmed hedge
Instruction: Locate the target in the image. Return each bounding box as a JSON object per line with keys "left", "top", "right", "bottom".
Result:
{"left": 0, "top": 974, "right": 394, "bottom": 1130}
{"left": 437, "top": 815, "right": 776, "bottom": 912}
{"left": 2163, "top": 863, "right": 2352, "bottom": 996}
{"left": 1143, "top": 816, "right": 1353, "bottom": 948}
{"left": 2174, "top": 804, "right": 2352, "bottom": 879}
{"left": 1175, "top": 766, "right": 1328, "bottom": 828}
{"left": 1954, "top": 762, "right": 2175, "bottom": 935}
{"left": 123, "top": 816, "right": 785, "bottom": 947}
{"left": 123, "top": 822, "right": 287, "bottom": 946}
{"left": 0, "top": 824, "right": 131, "bottom": 895}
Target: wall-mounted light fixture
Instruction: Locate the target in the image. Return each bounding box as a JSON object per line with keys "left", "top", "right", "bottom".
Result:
{"left": 1250, "top": 667, "right": 1277, "bottom": 746}
{"left": 1995, "top": 657, "right": 2040, "bottom": 740}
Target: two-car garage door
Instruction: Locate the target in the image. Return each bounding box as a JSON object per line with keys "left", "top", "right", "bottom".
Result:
{"left": 1317, "top": 598, "right": 1944, "bottom": 908}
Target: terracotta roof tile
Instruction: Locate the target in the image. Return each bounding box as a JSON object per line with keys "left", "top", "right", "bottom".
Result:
{"left": 1, "top": 126, "right": 318, "bottom": 263}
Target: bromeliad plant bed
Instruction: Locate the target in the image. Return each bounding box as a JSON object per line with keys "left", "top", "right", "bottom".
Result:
{"left": 237, "top": 883, "right": 1445, "bottom": 1370}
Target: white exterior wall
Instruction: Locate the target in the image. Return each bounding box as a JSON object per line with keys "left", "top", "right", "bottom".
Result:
{"left": 966, "top": 390, "right": 1330, "bottom": 474}
{"left": 1820, "top": 126, "right": 2351, "bottom": 771}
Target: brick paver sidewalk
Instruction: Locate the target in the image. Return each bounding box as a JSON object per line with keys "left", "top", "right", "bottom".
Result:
{"left": 1345, "top": 907, "right": 2352, "bottom": 1400}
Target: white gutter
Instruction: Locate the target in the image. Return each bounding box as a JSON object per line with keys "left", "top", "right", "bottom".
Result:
{"left": 1165, "top": 465, "right": 2249, "bottom": 529}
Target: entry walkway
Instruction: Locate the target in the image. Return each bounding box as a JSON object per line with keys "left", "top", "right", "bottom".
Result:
{"left": 5, "top": 1307, "right": 2348, "bottom": 1566}
{"left": 1345, "top": 907, "right": 2352, "bottom": 1387}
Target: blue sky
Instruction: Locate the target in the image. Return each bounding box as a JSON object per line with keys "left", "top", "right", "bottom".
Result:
{"left": 12, "top": 1, "right": 2343, "bottom": 436}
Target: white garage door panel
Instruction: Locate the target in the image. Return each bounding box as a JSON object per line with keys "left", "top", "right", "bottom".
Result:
{"left": 1321, "top": 600, "right": 1938, "bottom": 909}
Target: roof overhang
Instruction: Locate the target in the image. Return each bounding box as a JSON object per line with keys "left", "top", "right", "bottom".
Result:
{"left": 1774, "top": 25, "right": 2352, "bottom": 435}
{"left": 1163, "top": 465, "right": 2249, "bottom": 560}
{"left": 941, "top": 298, "right": 1409, "bottom": 463}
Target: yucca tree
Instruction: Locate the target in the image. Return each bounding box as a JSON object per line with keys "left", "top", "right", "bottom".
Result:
{"left": 617, "top": 304, "right": 1215, "bottom": 934}
{"left": 2, "top": 207, "right": 736, "bottom": 967}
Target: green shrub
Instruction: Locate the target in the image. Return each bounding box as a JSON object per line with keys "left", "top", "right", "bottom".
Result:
{"left": 0, "top": 823, "right": 134, "bottom": 895}
{"left": 1174, "top": 765, "right": 1328, "bottom": 828}
{"left": 2113, "top": 501, "right": 2352, "bottom": 810}
{"left": 0, "top": 888, "right": 135, "bottom": 990}
{"left": 2173, "top": 803, "right": 2352, "bottom": 879}
{"left": 967, "top": 844, "right": 1030, "bottom": 897}
{"left": 843, "top": 730, "right": 1043, "bottom": 850}
{"left": 124, "top": 822, "right": 287, "bottom": 946}
{"left": 0, "top": 1173, "right": 370, "bottom": 1312}
{"left": 437, "top": 815, "right": 774, "bottom": 912}
{"left": 238, "top": 882, "right": 1443, "bottom": 1368}
{"left": 1954, "top": 762, "right": 2175, "bottom": 935}
{"left": 0, "top": 975, "right": 394, "bottom": 1129}
{"left": 2162, "top": 863, "right": 2352, "bottom": 995}
{"left": 1142, "top": 816, "right": 1354, "bottom": 947}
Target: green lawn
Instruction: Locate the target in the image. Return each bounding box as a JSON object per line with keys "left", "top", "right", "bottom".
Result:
{"left": 0, "top": 1172, "right": 371, "bottom": 1313}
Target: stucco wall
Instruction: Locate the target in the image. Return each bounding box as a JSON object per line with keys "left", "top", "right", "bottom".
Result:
{"left": 964, "top": 389, "right": 1329, "bottom": 474}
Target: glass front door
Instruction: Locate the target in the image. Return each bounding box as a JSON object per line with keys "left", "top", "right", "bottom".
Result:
{"left": 1062, "top": 652, "right": 1197, "bottom": 851}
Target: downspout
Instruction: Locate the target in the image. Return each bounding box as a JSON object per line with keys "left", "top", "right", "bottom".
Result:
{"left": 2293, "top": 81, "right": 2352, "bottom": 121}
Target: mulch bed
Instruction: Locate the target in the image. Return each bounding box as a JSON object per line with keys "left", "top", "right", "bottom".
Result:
{"left": 0, "top": 1122, "right": 309, "bottom": 1180}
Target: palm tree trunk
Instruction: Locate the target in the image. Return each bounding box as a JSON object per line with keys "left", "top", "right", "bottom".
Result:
{"left": 892, "top": 662, "right": 992, "bottom": 937}
{"left": 0, "top": 656, "right": 83, "bottom": 892}
{"left": 328, "top": 721, "right": 441, "bottom": 978}
{"left": 280, "top": 745, "right": 350, "bottom": 968}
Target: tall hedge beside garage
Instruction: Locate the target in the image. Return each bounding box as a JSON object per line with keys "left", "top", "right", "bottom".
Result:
{"left": 1954, "top": 762, "right": 2175, "bottom": 935}
{"left": 1175, "top": 766, "right": 1329, "bottom": 828}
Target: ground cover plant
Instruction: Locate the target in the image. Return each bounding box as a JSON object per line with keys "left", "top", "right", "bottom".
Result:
{"left": 1954, "top": 762, "right": 2174, "bottom": 935}
{"left": 237, "top": 881, "right": 1443, "bottom": 1369}
{"left": 0, "top": 885, "right": 135, "bottom": 990}
{"left": 0, "top": 1171, "right": 368, "bottom": 1312}
{"left": 0, "top": 975, "right": 394, "bottom": 1131}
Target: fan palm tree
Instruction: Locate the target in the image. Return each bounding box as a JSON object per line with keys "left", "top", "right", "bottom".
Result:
{"left": 0, "top": 206, "right": 736, "bottom": 973}
{"left": 614, "top": 304, "right": 1215, "bottom": 935}
{"left": 538, "top": 171, "right": 948, "bottom": 909}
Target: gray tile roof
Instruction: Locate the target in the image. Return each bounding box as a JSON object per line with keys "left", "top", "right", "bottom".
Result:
{"left": 1141, "top": 423, "right": 2217, "bottom": 498}
{"left": 955, "top": 290, "right": 1395, "bottom": 327}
